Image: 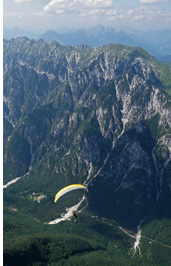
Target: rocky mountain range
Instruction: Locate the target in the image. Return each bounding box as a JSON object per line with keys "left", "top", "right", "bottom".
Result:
{"left": 4, "top": 25, "right": 171, "bottom": 62}
{"left": 3, "top": 37, "right": 171, "bottom": 265}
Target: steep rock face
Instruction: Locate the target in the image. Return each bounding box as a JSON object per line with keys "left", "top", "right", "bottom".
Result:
{"left": 3, "top": 38, "right": 171, "bottom": 227}
{"left": 88, "top": 127, "right": 157, "bottom": 227}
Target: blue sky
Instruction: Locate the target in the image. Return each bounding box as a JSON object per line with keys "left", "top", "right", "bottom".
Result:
{"left": 3, "top": 0, "right": 171, "bottom": 32}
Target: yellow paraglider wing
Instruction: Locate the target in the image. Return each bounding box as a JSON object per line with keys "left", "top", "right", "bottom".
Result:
{"left": 54, "top": 184, "right": 87, "bottom": 203}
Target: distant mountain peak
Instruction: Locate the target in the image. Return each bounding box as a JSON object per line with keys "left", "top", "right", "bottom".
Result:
{"left": 86, "top": 24, "right": 105, "bottom": 32}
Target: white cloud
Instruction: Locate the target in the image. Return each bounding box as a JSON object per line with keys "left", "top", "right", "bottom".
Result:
{"left": 108, "top": 4, "right": 171, "bottom": 24}
{"left": 43, "top": 0, "right": 114, "bottom": 15}
{"left": 29, "top": 0, "right": 170, "bottom": 28}
{"left": 84, "top": 0, "right": 113, "bottom": 8}
{"left": 140, "top": 0, "right": 171, "bottom": 3}
{"left": 42, "top": 0, "right": 171, "bottom": 28}
{"left": 127, "top": 9, "right": 134, "bottom": 15}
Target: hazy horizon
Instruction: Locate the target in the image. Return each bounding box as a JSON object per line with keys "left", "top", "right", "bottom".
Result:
{"left": 3, "top": 0, "right": 171, "bottom": 33}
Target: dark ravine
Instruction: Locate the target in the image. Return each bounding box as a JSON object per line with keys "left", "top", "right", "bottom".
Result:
{"left": 3, "top": 37, "right": 171, "bottom": 264}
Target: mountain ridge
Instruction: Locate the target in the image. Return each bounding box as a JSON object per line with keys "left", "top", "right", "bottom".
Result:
{"left": 3, "top": 24, "right": 171, "bottom": 61}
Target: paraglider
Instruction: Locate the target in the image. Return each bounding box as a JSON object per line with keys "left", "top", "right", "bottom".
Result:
{"left": 54, "top": 184, "right": 87, "bottom": 203}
